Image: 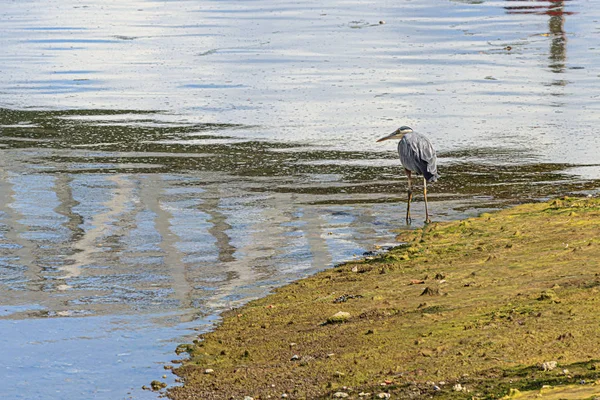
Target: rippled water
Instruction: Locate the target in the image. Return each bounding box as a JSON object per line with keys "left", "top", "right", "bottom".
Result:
{"left": 1, "top": 0, "right": 599, "bottom": 399}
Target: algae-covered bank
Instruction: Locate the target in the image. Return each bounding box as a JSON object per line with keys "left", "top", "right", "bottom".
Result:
{"left": 167, "top": 198, "right": 600, "bottom": 399}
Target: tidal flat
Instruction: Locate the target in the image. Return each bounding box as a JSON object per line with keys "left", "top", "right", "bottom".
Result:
{"left": 168, "top": 197, "right": 600, "bottom": 399}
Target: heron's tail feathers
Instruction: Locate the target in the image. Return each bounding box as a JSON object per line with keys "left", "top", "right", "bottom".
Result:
{"left": 424, "top": 171, "right": 440, "bottom": 183}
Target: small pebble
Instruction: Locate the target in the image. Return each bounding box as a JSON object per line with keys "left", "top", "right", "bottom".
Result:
{"left": 377, "top": 393, "right": 391, "bottom": 399}
{"left": 453, "top": 383, "right": 465, "bottom": 392}
{"left": 333, "top": 392, "right": 349, "bottom": 398}
{"left": 541, "top": 361, "right": 557, "bottom": 371}
{"left": 379, "top": 20, "right": 385, "bottom": 24}
{"left": 327, "top": 311, "right": 351, "bottom": 323}
{"left": 150, "top": 380, "right": 167, "bottom": 391}
{"left": 244, "top": 397, "right": 254, "bottom": 400}
{"left": 281, "top": 394, "right": 288, "bottom": 399}
{"left": 358, "top": 393, "right": 371, "bottom": 397}
{"left": 204, "top": 368, "right": 214, "bottom": 374}
{"left": 290, "top": 354, "right": 300, "bottom": 361}
{"left": 433, "top": 385, "right": 441, "bottom": 391}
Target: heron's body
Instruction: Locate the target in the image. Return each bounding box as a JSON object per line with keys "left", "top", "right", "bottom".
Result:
{"left": 398, "top": 131, "right": 439, "bottom": 183}
{"left": 376, "top": 126, "right": 439, "bottom": 223}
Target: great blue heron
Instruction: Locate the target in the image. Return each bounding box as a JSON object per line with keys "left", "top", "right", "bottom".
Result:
{"left": 377, "top": 126, "right": 439, "bottom": 224}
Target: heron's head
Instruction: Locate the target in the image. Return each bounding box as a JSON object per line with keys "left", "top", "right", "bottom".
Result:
{"left": 376, "top": 126, "right": 413, "bottom": 142}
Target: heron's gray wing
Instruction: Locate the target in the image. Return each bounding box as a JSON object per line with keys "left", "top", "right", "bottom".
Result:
{"left": 398, "top": 132, "right": 439, "bottom": 182}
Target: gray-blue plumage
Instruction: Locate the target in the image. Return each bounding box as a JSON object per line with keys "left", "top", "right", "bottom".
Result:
{"left": 398, "top": 131, "right": 439, "bottom": 182}
{"left": 376, "top": 125, "right": 439, "bottom": 223}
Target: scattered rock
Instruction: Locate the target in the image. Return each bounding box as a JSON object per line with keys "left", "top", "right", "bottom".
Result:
{"left": 204, "top": 368, "right": 214, "bottom": 374}
{"left": 358, "top": 393, "right": 371, "bottom": 397}
{"left": 433, "top": 385, "right": 441, "bottom": 391}
{"left": 290, "top": 354, "right": 300, "bottom": 361}
{"left": 420, "top": 349, "right": 433, "bottom": 357}
{"left": 538, "top": 289, "right": 559, "bottom": 302}
{"left": 453, "top": 383, "right": 466, "bottom": 392}
{"left": 281, "top": 394, "right": 288, "bottom": 398}
{"left": 150, "top": 380, "right": 167, "bottom": 391}
{"left": 541, "top": 361, "right": 557, "bottom": 371}
{"left": 244, "top": 397, "right": 254, "bottom": 400}
{"left": 420, "top": 286, "right": 440, "bottom": 296}
{"left": 327, "top": 311, "right": 351, "bottom": 323}
{"left": 333, "top": 392, "right": 349, "bottom": 398}
{"left": 351, "top": 266, "right": 359, "bottom": 273}
{"left": 377, "top": 393, "right": 391, "bottom": 399}
{"left": 333, "top": 294, "right": 363, "bottom": 303}
{"left": 507, "top": 388, "right": 521, "bottom": 396}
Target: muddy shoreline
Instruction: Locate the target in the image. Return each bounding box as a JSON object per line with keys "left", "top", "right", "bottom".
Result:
{"left": 165, "top": 197, "right": 600, "bottom": 399}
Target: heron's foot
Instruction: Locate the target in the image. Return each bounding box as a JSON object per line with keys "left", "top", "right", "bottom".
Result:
{"left": 406, "top": 216, "right": 412, "bottom": 225}
{"left": 424, "top": 217, "right": 432, "bottom": 224}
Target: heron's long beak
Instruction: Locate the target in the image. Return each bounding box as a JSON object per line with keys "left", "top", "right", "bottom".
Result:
{"left": 376, "top": 132, "right": 398, "bottom": 142}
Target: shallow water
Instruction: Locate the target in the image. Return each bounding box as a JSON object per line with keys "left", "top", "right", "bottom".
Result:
{"left": 1, "top": 0, "right": 599, "bottom": 399}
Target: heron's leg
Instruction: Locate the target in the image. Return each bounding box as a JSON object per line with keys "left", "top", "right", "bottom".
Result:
{"left": 423, "top": 177, "right": 431, "bottom": 224}
{"left": 405, "top": 169, "right": 413, "bottom": 224}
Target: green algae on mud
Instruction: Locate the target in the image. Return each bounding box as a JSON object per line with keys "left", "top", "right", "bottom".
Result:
{"left": 167, "top": 197, "right": 600, "bottom": 400}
